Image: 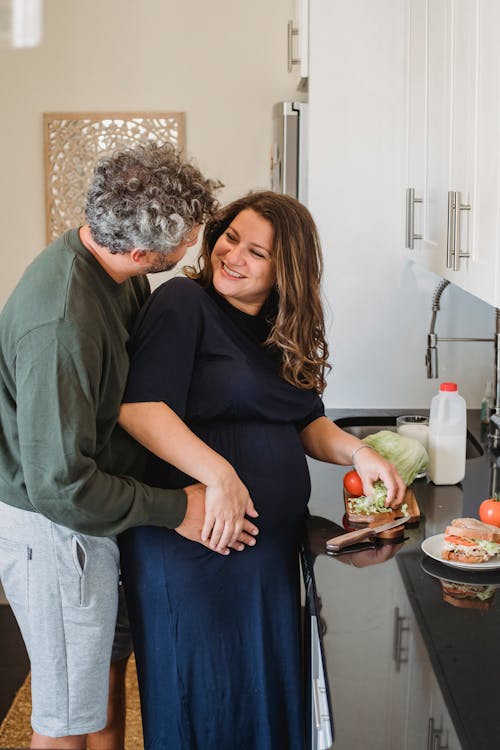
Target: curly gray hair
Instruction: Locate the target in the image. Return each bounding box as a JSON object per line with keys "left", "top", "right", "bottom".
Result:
{"left": 85, "top": 141, "right": 221, "bottom": 254}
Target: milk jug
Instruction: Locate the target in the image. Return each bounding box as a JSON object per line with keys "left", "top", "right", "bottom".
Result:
{"left": 428, "top": 382, "right": 466, "bottom": 485}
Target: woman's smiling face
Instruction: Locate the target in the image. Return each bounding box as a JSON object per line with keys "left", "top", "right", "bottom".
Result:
{"left": 211, "top": 209, "right": 276, "bottom": 315}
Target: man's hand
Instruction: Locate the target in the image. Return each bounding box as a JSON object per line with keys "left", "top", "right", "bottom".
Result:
{"left": 176, "top": 483, "right": 259, "bottom": 555}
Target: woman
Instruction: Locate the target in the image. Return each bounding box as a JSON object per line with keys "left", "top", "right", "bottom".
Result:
{"left": 118, "top": 191, "right": 405, "bottom": 749}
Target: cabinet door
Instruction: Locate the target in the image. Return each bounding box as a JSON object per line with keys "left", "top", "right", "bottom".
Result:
{"left": 429, "top": 677, "right": 462, "bottom": 750}
{"left": 405, "top": 0, "right": 500, "bottom": 305}
{"left": 405, "top": 621, "right": 437, "bottom": 750}
{"left": 458, "top": 0, "right": 500, "bottom": 307}
{"left": 387, "top": 574, "right": 412, "bottom": 750}
{"left": 405, "top": 0, "right": 453, "bottom": 279}
{"left": 288, "top": 0, "right": 309, "bottom": 82}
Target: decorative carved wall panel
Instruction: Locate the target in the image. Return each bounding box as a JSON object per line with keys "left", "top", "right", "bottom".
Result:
{"left": 43, "top": 112, "right": 185, "bottom": 243}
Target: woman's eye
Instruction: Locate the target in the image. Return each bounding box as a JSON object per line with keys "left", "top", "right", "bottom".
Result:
{"left": 226, "top": 232, "right": 236, "bottom": 242}
{"left": 250, "top": 249, "right": 265, "bottom": 258}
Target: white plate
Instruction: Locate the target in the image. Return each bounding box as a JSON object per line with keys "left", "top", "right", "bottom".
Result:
{"left": 421, "top": 533, "right": 500, "bottom": 571}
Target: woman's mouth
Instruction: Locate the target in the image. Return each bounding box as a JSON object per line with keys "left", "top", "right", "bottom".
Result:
{"left": 221, "top": 262, "right": 244, "bottom": 279}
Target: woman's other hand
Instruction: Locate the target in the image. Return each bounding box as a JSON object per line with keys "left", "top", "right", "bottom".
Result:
{"left": 300, "top": 417, "right": 406, "bottom": 508}
{"left": 353, "top": 446, "right": 406, "bottom": 508}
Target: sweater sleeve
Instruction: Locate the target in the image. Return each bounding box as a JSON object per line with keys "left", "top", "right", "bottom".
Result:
{"left": 15, "top": 321, "right": 187, "bottom": 536}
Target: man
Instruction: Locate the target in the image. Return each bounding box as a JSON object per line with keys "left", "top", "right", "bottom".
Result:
{"left": 0, "top": 142, "right": 257, "bottom": 749}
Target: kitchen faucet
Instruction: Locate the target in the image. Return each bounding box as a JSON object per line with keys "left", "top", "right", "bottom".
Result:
{"left": 425, "top": 279, "right": 500, "bottom": 446}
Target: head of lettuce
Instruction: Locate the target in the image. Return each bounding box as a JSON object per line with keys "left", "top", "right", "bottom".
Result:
{"left": 346, "top": 430, "right": 429, "bottom": 516}
{"left": 363, "top": 430, "right": 429, "bottom": 486}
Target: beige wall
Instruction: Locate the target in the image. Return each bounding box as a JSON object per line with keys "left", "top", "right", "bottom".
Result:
{"left": 0, "top": 0, "right": 299, "bottom": 305}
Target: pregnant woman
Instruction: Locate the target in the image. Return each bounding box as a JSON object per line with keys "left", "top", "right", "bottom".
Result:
{"left": 118, "top": 191, "right": 404, "bottom": 749}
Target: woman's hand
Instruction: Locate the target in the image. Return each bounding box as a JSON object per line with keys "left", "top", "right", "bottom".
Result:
{"left": 300, "top": 417, "right": 406, "bottom": 507}
{"left": 119, "top": 401, "right": 260, "bottom": 551}
{"left": 353, "top": 446, "right": 406, "bottom": 508}
{"left": 176, "top": 483, "right": 258, "bottom": 555}
{"left": 203, "top": 472, "right": 259, "bottom": 552}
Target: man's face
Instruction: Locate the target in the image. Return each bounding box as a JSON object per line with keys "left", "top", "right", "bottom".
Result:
{"left": 145, "top": 225, "right": 201, "bottom": 274}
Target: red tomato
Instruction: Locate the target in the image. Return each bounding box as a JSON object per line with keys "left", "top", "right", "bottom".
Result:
{"left": 343, "top": 470, "right": 364, "bottom": 497}
{"left": 479, "top": 497, "right": 500, "bottom": 527}
{"left": 444, "top": 535, "right": 475, "bottom": 546}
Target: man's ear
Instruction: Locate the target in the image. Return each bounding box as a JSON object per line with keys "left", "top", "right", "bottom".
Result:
{"left": 129, "top": 248, "right": 150, "bottom": 266}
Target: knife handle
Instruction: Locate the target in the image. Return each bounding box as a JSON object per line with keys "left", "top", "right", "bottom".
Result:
{"left": 326, "top": 527, "right": 374, "bottom": 551}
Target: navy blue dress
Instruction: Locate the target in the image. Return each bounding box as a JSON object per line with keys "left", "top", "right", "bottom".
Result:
{"left": 119, "top": 277, "right": 324, "bottom": 750}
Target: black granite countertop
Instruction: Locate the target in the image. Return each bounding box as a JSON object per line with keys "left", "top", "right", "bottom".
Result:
{"left": 306, "top": 408, "right": 500, "bottom": 750}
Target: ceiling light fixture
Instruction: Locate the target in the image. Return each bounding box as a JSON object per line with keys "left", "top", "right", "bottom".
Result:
{"left": 0, "top": 0, "right": 43, "bottom": 49}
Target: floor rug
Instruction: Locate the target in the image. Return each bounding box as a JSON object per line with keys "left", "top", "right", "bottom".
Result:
{"left": 0, "top": 655, "right": 143, "bottom": 749}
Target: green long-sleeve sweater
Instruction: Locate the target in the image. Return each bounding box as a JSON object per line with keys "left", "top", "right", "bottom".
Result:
{"left": 0, "top": 229, "right": 186, "bottom": 535}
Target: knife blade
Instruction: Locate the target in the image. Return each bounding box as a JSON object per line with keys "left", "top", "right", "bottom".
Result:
{"left": 326, "top": 515, "right": 411, "bottom": 551}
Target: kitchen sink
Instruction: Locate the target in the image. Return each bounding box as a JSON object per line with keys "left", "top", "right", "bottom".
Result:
{"left": 334, "top": 415, "right": 484, "bottom": 459}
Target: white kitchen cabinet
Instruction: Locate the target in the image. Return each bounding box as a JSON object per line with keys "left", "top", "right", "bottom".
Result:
{"left": 389, "top": 569, "right": 462, "bottom": 749}
{"left": 387, "top": 573, "right": 413, "bottom": 750}
{"left": 287, "top": 0, "right": 309, "bottom": 84}
{"left": 404, "top": 0, "right": 500, "bottom": 308}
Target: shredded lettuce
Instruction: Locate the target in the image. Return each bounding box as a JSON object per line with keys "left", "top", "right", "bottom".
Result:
{"left": 347, "top": 480, "right": 408, "bottom": 516}
{"left": 362, "top": 430, "right": 429, "bottom": 486}
{"left": 477, "top": 540, "right": 500, "bottom": 556}
{"left": 477, "top": 587, "right": 496, "bottom": 600}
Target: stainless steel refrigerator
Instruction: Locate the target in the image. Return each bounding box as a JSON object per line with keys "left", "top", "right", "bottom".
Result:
{"left": 271, "top": 101, "right": 309, "bottom": 205}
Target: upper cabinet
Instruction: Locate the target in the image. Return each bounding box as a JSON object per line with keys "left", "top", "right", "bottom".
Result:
{"left": 404, "top": 0, "right": 500, "bottom": 308}
{"left": 287, "top": 0, "right": 309, "bottom": 86}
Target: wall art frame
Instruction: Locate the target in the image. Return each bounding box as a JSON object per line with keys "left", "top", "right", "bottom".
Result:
{"left": 43, "top": 111, "right": 186, "bottom": 243}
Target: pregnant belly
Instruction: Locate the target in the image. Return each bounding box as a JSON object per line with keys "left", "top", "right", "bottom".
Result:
{"left": 145, "top": 420, "right": 311, "bottom": 532}
{"left": 195, "top": 420, "right": 311, "bottom": 530}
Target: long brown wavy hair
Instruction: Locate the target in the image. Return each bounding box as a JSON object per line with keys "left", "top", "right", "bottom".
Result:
{"left": 184, "top": 191, "right": 331, "bottom": 393}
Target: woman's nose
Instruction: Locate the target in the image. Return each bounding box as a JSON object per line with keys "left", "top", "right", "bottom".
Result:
{"left": 225, "top": 244, "right": 244, "bottom": 264}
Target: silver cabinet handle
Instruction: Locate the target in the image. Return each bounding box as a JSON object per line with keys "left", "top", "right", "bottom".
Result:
{"left": 287, "top": 20, "right": 300, "bottom": 72}
{"left": 427, "top": 717, "right": 449, "bottom": 750}
{"left": 452, "top": 190, "right": 471, "bottom": 271}
{"left": 446, "top": 191, "right": 455, "bottom": 268}
{"left": 405, "top": 187, "right": 423, "bottom": 249}
{"left": 392, "top": 606, "right": 410, "bottom": 672}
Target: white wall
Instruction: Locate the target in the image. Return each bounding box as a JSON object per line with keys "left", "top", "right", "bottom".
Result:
{"left": 0, "top": 0, "right": 299, "bottom": 305}
{"left": 308, "top": 0, "right": 495, "bottom": 409}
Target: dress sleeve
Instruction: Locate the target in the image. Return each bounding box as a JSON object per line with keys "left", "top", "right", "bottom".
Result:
{"left": 294, "top": 394, "right": 325, "bottom": 432}
{"left": 123, "top": 279, "right": 203, "bottom": 419}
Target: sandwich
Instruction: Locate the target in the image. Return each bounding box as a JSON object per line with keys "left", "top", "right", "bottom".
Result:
{"left": 345, "top": 484, "right": 409, "bottom": 524}
{"left": 439, "top": 580, "right": 497, "bottom": 610}
{"left": 442, "top": 517, "right": 500, "bottom": 564}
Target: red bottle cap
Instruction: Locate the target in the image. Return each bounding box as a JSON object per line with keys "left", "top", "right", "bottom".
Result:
{"left": 440, "top": 382, "right": 458, "bottom": 391}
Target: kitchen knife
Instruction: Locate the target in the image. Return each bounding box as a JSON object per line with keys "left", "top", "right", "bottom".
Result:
{"left": 326, "top": 515, "right": 411, "bottom": 551}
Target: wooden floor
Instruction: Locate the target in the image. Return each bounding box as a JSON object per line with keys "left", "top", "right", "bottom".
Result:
{"left": 0, "top": 604, "right": 29, "bottom": 724}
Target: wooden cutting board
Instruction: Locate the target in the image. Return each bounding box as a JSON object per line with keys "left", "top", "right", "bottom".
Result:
{"left": 343, "top": 487, "right": 420, "bottom": 528}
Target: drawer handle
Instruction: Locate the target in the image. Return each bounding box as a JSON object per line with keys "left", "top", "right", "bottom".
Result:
{"left": 427, "top": 717, "right": 450, "bottom": 750}
{"left": 392, "top": 606, "right": 410, "bottom": 672}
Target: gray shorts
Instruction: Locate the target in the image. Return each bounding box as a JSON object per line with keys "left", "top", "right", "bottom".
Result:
{"left": 0, "top": 501, "right": 133, "bottom": 737}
